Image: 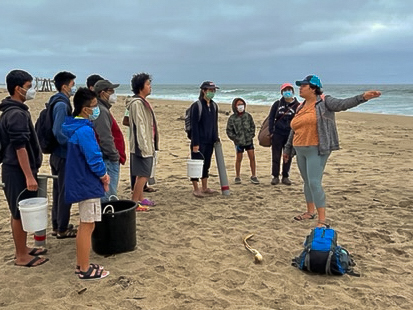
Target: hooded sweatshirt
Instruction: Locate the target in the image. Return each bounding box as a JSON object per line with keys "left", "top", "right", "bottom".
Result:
{"left": 92, "top": 98, "right": 126, "bottom": 164}
{"left": 62, "top": 117, "right": 106, "bottom": 204}
{"left": 268, "top": 97, "right": 300, "bottom": 136}
{"left": 50, "top": 92, "right": 72, "bottom": 158}
{"left": 125, "top": 96, "right": 159, "bottom": 157}
{"left": 226, "top": 98, "right": 255, "bottom": 146}
{"left": 0, "top": 97, "right": 42, "bottom": 171}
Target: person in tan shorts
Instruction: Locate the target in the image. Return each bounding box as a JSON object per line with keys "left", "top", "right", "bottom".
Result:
{"left": 62, "top": 87, "right": 110, "bottom": 280}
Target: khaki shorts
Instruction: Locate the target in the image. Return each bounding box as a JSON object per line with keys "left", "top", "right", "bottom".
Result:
{"left": 79, "top": 198, "right": 102, "bottom": 223}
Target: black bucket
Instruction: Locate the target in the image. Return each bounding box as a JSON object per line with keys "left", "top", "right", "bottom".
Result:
{"left": 92, "top": 200, "right": 137, "bottom": 255}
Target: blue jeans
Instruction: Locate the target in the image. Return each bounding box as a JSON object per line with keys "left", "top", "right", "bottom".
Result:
{"left": 101, "top": 160, "right": 120, "bottom": 203}
{"left": 294, "top": 146, "right": 330, "bottom": 209}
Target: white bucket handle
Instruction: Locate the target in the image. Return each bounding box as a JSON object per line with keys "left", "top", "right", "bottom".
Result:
{"left": 190, "top": 151, "right": 205, "bottom": 160}
{"left": 16, "top": 188, "right": 46, "bottom": 208}
{"left": 108, "top": 195, "right": 119, "bottom": 201}
{"left": 103, "top": 205, "right": 115, "bottom": 214}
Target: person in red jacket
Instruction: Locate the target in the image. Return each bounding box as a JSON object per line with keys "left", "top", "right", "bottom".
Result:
{"left": 92, "top": 79, "right": 126, "bottom": 202}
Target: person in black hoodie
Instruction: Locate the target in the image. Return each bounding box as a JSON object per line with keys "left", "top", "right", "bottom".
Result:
{"left": 268, "top": 83, "right": 300, "bottom": 185}
{"left": 0, "top": 70, "right": 49, "bottom": 267}
{"left": 190, "top": 81, "right": 220, "bottom": 198}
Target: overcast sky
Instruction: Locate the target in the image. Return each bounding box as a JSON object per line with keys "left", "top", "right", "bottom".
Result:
{"left": 1, "top": 0, "right": 412, "bottom": 85}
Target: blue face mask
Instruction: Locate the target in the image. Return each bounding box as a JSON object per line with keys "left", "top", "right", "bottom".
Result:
{"left": 70, "top": 86, "right": 77, "bottom": 97}
{"left": 282, "top": 90, "right": 293, "bottom": 99}
{"left": 88, "top": 106, "right": 100, "bottom": 120}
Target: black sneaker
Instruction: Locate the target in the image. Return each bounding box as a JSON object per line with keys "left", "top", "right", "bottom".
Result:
{"left": 282, "top": 177, "right": 292, "bottom": 185}
{"left": 234, "top": 177, "right": 241, "bottom": 184}
{"left": 250, "top": 176, "right": 260, "bottom": 184}
{"left": 271, "top": 178, "right": 279, "bottom": 185}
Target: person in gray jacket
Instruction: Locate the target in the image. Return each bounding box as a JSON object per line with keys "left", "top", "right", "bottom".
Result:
{"left": 283, "top": 75, "right": 381, "bottom": 227}
{"left": 93, "top": 79, "right": 126, "bottom": 202}
{"left": 226, "top": 97, "right": 259, "bottom": 184}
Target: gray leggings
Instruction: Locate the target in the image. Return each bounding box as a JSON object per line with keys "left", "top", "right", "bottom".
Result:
{"left": 294, "top": 146, "right": 330, "bottom": 209}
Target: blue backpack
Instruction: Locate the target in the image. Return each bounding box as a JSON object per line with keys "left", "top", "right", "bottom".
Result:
{"left": 292, "top": 226, "right": 359, "bottom": 276}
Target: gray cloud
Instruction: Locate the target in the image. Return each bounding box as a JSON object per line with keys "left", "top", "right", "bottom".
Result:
{"left": 1, "top": 0, "right": 412, "bottom": 84}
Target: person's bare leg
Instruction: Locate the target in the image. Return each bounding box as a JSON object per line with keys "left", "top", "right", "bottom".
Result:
{"left": 132, "top": 176, "right": 148, "bottom": 202}
{"left": 246, "top": 149, "right": 256, "bottom": 177}
{"left": 316, "top": 207, "right": 326, "bottom": 227}
{"left": 76, "top": 221, "right": 94, "bottom": 272}
{"left": 235, "top": 152, "right": 243, "bottom": 178}
{"left": 13, "top": 217, "right": 47, "bottom": 266}
{"left": 192, "top": 180, "right": 204, "bottom": 197}
{"left": 201, "top": 177, "right": 208, "bottom": 191}
{"left": 307, "top": 202, "right": 316, "bottom": 214}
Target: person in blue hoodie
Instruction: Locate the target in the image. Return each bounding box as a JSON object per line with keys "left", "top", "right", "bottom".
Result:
{"left": 49, "top": 71, "right": 78, "bottom": 239}
{"left": 62, "top": 87, "right": 110, "bottom": 280}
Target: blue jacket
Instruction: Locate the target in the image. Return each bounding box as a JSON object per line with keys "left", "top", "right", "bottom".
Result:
{"left": 51, "top": 92, "right": 72, "bottom": 158}
{"left": 62, "top": 117, "right": 106, "bottom": 204}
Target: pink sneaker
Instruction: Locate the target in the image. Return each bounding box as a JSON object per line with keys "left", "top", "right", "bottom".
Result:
{"left": 140, "top": 198, "right": 156, "bottom": 206}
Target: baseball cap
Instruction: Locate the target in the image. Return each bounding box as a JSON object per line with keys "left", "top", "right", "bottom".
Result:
{"left": 200, "top": 81, "right": 220, "bottom": 89}
{"left": 295, "top": 75, "right": 322, "bottom": 88}
{"left": 94, "top": 79, "right": 120, "bottom": 94}
{"left": 280, "top": 83, "right": 294, "bottom": 93}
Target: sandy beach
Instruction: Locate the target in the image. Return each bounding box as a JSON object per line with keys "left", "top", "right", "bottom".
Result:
{"left": 0, "top": 90, "right": 412, "bottom": 310}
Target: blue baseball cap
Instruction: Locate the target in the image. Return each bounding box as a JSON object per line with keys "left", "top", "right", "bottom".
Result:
{"left": 295, "top": 75, "right": 322, "bottom": 88}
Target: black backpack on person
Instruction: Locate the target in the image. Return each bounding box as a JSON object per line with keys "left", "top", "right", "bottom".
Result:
{"left": 35, "top": 97, "right": 69, "bottom": 154}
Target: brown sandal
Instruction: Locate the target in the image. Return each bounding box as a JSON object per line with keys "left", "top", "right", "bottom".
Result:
{"left": 294, "top": 211, "right": 317, "bottom": 221}
{"left": 56, "top": 227, "right": 77, "bottom": 239}
{"left": 317, "top": 221, "right": 330, "bottom": 228}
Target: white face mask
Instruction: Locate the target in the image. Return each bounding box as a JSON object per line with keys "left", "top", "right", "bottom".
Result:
{"left": 237, "top": 105, "right": 245, "bottom": 113}
{"left": 69, "top": 86, "right": 77, "bottom": 97}
{"left": 23, "top": 87, "right": 36, "bottom": 101}
{"left": 108, "top": 93, "right": 117, "bottom": 104}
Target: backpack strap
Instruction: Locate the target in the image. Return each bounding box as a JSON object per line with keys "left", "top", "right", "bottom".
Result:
{"left": 196, "top": 100, "right": 202, "bottom": 121}
{"left": 304, "top": 249, "right": 311, "bottom": 272}
{"left": 325, "top": 251, "right": 334, "bottom": 275}
{"left": 346, "top": 270, "right": 361, "bottom": 277}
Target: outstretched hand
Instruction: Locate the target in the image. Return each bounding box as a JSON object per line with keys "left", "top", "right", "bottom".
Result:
{"left": 363, "top": 90, "right": 381, "bottom": 101}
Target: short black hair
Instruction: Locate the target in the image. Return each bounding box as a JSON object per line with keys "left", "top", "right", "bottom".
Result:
{"left": 86, "top": 74, "right": 104, "bottom": 89}
{"left": 309, "top": 84, "right": 323, "bottom": 95}
{"left": 6, "top": 70, "right": 33, "bottom": 95}
{"left": 73, "top": 87, "right": 97, "bottom": 117}
{"left": 131, "top": 73, "right": 151, "bottom": 95}
{"left": 54, "top": 71, "right": 76, "bottom": 92}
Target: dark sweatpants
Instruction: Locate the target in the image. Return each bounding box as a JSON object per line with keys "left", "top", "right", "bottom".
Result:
{"left": 190, "top": 143, "right": 214, "bottom": 181}
{"left": 50, "top": 154, "right": 72, "bottom": 233}
{"left": 271, "top": 133, "right": 292, "bottom": 178}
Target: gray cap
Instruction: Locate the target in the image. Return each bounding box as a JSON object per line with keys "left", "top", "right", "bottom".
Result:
{"left": 94, "top": 79, "right": 120, "bottom": 94}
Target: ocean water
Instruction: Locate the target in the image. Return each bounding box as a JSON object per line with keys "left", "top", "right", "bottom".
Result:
{"left": 1, "top": 83, "right": 412, "bottom": 116}
{"left": 115, "top": 84, "right": 413, "bottom": 117}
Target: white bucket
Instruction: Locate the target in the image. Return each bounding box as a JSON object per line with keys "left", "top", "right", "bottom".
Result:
{"left": 18, "top": 197, "right": 48, "bottom": 232}
{"left": 187, "top": 159, "right": 204, "bottom": 178}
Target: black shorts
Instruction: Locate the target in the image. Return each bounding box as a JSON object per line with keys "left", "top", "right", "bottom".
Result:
{"left": 2, "top": 165, "right": 38, "bottom": 220}
{"left": 235, "top": 144, "right": 254, "bottom": 153}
